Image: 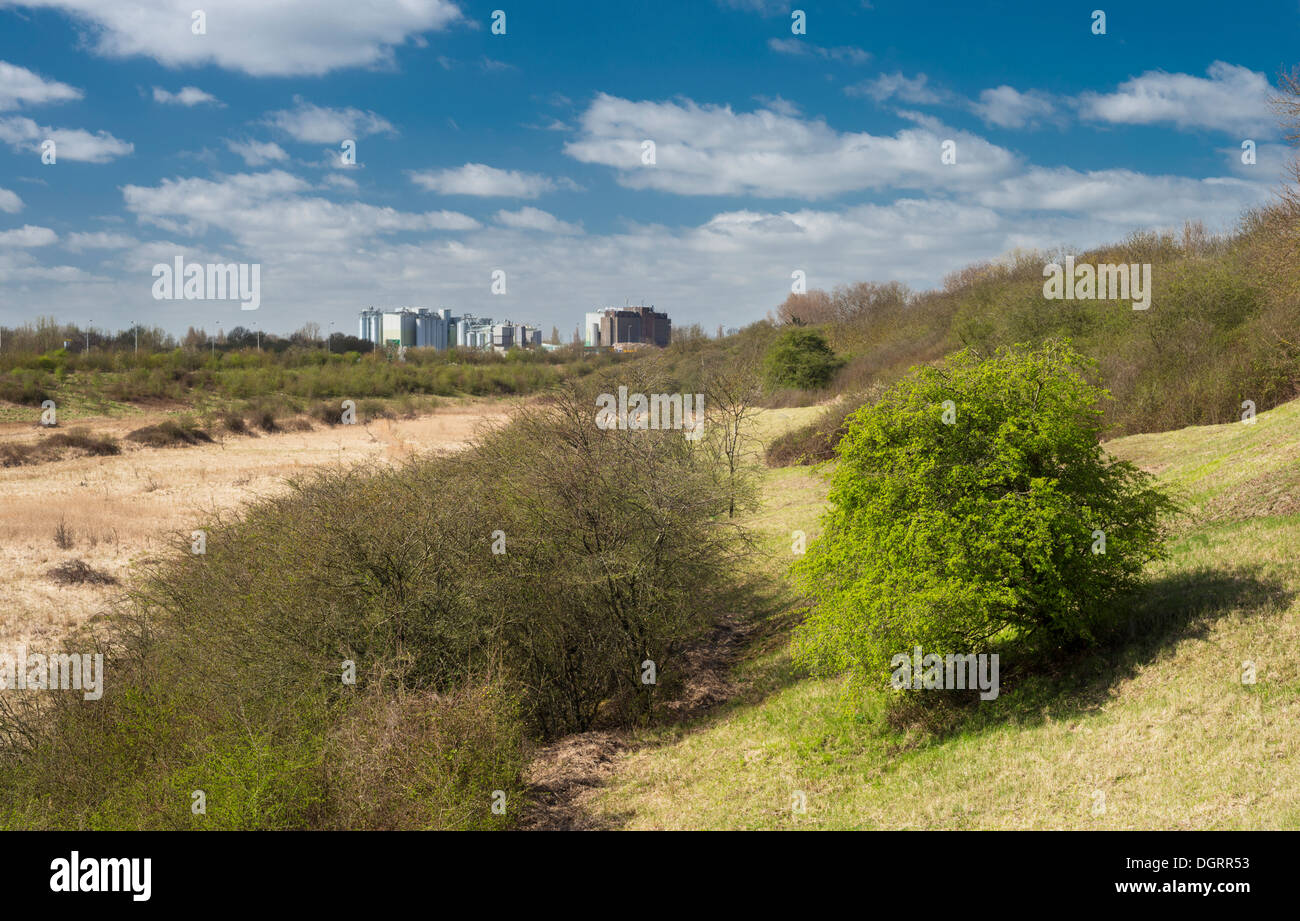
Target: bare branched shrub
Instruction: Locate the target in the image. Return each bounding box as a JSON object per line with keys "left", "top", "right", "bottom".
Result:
{"left": 53, "top": 516, "right": 73, "bottom": 550}
{"left": 325, "top": 682, "right": 525, "bottom": 830}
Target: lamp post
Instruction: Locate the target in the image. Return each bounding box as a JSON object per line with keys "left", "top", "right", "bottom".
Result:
{"left": 85, "top": 322, "right": 91, "bottom": 354}
{"left": 133, "top": 321, "right": 138, "bottom": 354}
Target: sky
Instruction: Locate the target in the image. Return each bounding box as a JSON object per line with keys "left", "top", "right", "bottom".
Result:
{"left": 0, "top": 0, "right": 1296, "bottom": 338}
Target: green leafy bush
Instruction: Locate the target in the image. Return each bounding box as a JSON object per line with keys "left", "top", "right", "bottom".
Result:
{"left": 0, "top": 371, "right": 53, "bottom": 405}
{"left": 762, "top": 328, "right": 843, "bottom": 390}
{"left": 794, "top": 341, "right": 1177, "bottom": 686}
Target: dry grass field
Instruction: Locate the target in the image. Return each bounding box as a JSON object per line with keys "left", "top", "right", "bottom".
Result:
{"left": 0, "top": 400, "right": 510, "bottom": 650}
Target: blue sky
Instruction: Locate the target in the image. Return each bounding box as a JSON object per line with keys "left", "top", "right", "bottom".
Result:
{"left": 0, "top": 0, "right": 1296, "bottom": 337}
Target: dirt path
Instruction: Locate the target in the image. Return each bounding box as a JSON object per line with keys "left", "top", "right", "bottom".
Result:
{"left": 0, "top": 400, "right": 510, "bottom": 649}
{"left": 518, "top": 609, "right": 760, "bottom": 830}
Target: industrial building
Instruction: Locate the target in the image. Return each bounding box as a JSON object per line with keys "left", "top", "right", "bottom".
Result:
{"left": 359, "top": 308, "right": 542, "bottom": 352}
{"left": 360, "top": 307, "right": 437, "bottom": 349}
{"left": 456, "top": 314, "right": 494, "bottom": 350}
{"left": 583, "top": 305, "right": 671, "bottom": 349}
{"left": 492, "top": 322, "right": 542, "bottom": 351}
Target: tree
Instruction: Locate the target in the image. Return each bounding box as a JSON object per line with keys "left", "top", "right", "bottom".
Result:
{"left": 762, "top": 327, "right": 842, "bottom": 390}
{"left": 292, "top": 323, "right": 322, "bottom": 346}
{"left": 1271, "top": 65, "right": 1300, "bottom": 209}
{"left": 828, "top": 281, "right": 910, "bottom": 324}
{"left": 794, "top": 341, "right": 1177, "bottom": 687}
{"left": 674, "top": 323, "right": 708, "bottom": 344}
{"left": 776, "top": 289, "right": 833, "bottom": 326}
{"left": 1254, "top": 66, "right": 1300, "bottom": 313}
{"left": 704, "top": 348, "right": 763, "bottom": 518}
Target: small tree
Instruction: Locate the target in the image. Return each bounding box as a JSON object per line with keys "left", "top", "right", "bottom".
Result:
{"left": 704, "top": 349, "right": 763, "bottom": 518}
{"left": 763, "top": 327, "right": 842, "bottom": 390}
{"left": 794, "top": 341, "right": 1176, "bottom": 686}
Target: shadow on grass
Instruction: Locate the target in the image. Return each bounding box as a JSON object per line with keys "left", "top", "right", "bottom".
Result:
{"left": 918, "top": 565, "right": 1293, "bottom": 738}
{"left": 554, "top": 563, "right": 1290, "bottom": 828}
{"left": 519, "top": 572, "right": 804, "bottom": 831}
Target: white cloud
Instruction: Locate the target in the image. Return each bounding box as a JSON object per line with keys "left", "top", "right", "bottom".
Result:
{"left": 225, "top": 138, "right": 289, "bottom": 166}
{"left": 494, "top": 207, "right": 581, "bottom": 234}
{"left": 971, "top": 86, "right": 1059, "bottom": 129}
{"left": 409, "top": 162, "right": 558, "bottom": 198}
{"left": 267, "top": 99, "right": 394, "bottom": 143}
{"left": 322, "top": 173, "right": 359, "bottom": 191}
{"left": 7, "top": 155, "right": 1278, "bottom": 339}
{"left": 123, "top": 170, "right": 312, "bottom": 235}
{"left": 0, "top": 225, "right": 57, "bottom": 247}
{"left": 1078, "top": 62, "right": 1273, "bottom": 135}
{"left": 845, "top": 72, "right": 947, "bottom": 105}
{"left": 65, "top": 231, "right": 139, "bottom": 251}
{"left": 852, "top": 76, "right": 1062, "bottom": 130}
{"left": 0, "top": 116, "right": 133, "bottom": 162}
{"left": 767, "top": 38, "right": 869, "bottom": 64}
{"left": 751, "top": 95, "right": 801, "bottom": 117}
{"left": 1221, "top": 141, "right": 1291, "bottom": 180}
{"left": 0, "top": 248, "right": 90, "bottom": 284}
{"left": 564, "top": 93, "right": 1018, "bottom": 198}
{"left": 122, "top": 170, "right": 479, "bottom": 251}
{"left": 969, "top": 166, "right": 1271, "bottom": 228}
{"left": 0, "top": 60, "right": 82, "bottom": 110}
{"left": 10, "top": 0, "right": 464, "bottom": 77}
{"left": 716, "top": 0, "right": 788, "bottom": 14}
{"left": 0, "top": 187, "right": 22, "bottom": 213}
{"left": 152, "top": 86, "right": 221, "bottom": 107}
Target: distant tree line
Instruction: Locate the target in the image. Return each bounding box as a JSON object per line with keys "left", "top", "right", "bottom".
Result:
{"left": 0, "top": 317, "right": 375, "bottom": 357}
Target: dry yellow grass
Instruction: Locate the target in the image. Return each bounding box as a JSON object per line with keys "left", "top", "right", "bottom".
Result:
{"left": 0, "top": 400, "right": 509, "bottom": 650}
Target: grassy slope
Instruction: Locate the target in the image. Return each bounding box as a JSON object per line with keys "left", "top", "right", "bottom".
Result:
{"left": 586, "top": 402, "right": 1300, "bottom": 829}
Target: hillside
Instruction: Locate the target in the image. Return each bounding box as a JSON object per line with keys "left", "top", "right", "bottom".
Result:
{"left": 573, "top": 400, "right": 1300, "bottom": 829}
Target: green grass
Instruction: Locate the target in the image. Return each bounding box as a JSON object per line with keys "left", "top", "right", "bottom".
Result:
{"left": 1106, "top": 398, "right": 1300, "bottom": 523}
{"left": 584, "top": 401, "right": 1300, "bottom": 829}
